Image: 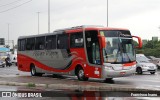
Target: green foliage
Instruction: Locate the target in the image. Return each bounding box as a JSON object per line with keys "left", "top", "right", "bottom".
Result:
{"left": 137, "top": 40, "right": 160, "bottom": 57}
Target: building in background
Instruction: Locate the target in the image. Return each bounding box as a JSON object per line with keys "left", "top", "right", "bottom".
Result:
{"left": 152, "top": 36, "right": 158, "bottom": 41}
{"left": 0, "top": 38, "right": 5, "bottom": 45}
{"left": 0, "top": 38, "right": 10, "bottom": 53}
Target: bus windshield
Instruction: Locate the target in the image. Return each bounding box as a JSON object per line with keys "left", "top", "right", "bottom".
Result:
{"left": 101, "top": 30, "right": 135, "bottom": 64}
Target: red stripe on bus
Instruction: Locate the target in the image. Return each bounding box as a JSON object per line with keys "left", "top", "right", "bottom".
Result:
{"left": 123, "top": 61, "right": 136, "bottom": 67}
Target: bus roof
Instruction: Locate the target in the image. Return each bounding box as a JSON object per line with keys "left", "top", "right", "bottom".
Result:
{"left": 18, "top": 25, "right": 129, "bottom": 39}
{"left": 54, "top": 25, "right": 129, "bottom": 32}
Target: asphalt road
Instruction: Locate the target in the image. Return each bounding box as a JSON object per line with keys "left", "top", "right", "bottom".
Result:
{"left": 0, "top": 65, "right": 160, "bottom": 99}
{"left": 0, "top": 65, "right": 160, "bottom": 90}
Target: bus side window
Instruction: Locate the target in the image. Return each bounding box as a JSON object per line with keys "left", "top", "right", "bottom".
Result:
{"left": 57, "top": 34, "right": 68, "bottom": 49}
{"left": 26, "top": 38, "right": 35, "bottom": 50}
{"left": 46, "top": 35, "right": 56, "bottom": 49}
{"left": 35, "top": 36, "right": 45, "bottom": 50}
{"left": 70, "top": 32, "right": 83, "bottom": 48}
{"left": 18, "top": 40, "right": 21, "bottom": 51}
{"left": 18, "top": 39, "right": 26, "bottom": 51}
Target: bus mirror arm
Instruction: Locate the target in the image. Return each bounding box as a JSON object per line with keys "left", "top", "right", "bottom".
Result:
{"left": 132, "top": 36, "right": 143, "bottom": 49}
{"left": 98, "top": 35, "right": 106, "bottom": 49}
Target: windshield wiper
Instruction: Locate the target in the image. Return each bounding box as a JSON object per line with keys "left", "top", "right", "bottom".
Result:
{"left": 125, "top": 52, "right": 132, "bottom": 62}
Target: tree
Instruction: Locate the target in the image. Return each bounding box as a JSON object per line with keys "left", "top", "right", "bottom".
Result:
{"left": 133, "top": 40, "right": 138, "bottom": 47}
{"left": 141, "top": 40, "right": 160, "bottom": 57}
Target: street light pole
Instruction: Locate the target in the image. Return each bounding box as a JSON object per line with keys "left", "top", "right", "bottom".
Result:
{"left": 37, "top": 12, "right": 40, "bottom": 34}
{"left": 48, "top": 0, "right": 50, "bottom": 33}
{"left": 107, "top": 0, "right": 108, "bottom": 27}
{"left": 12, "top": 40, "right": 14, "bottom": 54}
{"left": 8, "top": 23, "right": 9, "bottom": 47}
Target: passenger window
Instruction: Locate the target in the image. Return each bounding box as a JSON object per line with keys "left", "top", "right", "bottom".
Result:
{"left": 70, "top": 32, "right": 83, "bottom": 48}
{"left": 18, "top": 39, "right": 26, "bottom": 51}
{"left": 26, "top": 38, "right": 35, "bottom": 50}
{"left": 57, "top": 34, "right": 68, "bottom": 49}
{"left": 46, "top": 35, "right": 56, "bottom": 49}
{"left": 35, "top": 36, "right": 45, "bottom": 50}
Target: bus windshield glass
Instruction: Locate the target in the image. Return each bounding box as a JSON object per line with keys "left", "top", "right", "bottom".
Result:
{"left": 101, "top": 30, "right": 135, "bottom": 64}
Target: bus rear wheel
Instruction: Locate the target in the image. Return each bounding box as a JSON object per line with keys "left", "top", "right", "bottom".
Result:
{"left": 30, "top": 65, "right": 43, "bottom": 76}
{"left": 77, "top": 68, "right": 88, "bottom": 81}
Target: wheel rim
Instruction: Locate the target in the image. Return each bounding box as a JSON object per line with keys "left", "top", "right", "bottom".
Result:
{"left": 31, "top": 67, "right": 35, "bottom": 75}
{"left": 79, "top": 70, "right": 84, "bottom": 78}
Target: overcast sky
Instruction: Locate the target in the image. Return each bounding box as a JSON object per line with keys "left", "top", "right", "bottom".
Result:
{"left": 0, "top": 0, "right": 160, "bottom": 46}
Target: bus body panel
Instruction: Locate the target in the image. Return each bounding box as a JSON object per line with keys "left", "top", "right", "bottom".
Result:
{"left": 18, "top": 48, "right": 102, "bottom": 78}
{"left": 18, "top": 50, "right": 80, "bottom": 72}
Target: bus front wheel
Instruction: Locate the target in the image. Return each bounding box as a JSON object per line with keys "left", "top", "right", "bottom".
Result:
{"left": 30, "top": 65, "right": 43, "bottom": 76}
{"left": 77, "top": 68, "right": 88, "bottom": 81}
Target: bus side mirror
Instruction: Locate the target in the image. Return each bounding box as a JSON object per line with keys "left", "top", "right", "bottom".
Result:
{"left": 132, "top": 36, "right": 142, "bottom": 49}
{"left": 98, "top": 35, "right": 106, "bottom": 49}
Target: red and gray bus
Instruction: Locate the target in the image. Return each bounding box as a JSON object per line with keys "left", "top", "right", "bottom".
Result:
{"left": 17, "top": 25, "right": 142, "bottom": 81}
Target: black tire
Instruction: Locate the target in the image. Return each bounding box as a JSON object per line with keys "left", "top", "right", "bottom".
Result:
{"left": 77, "top": 67, "right": 88, "bottom": 81}
{"left": 150, "top": 72, "right": 155, "bottom": 74}
{"left": 104, "top": 78, "right": 113, "bottom": 82}
{"left": 105, "top": 78, "right": 113, "bottom": 81}
{"left": 137, "top": 67, "right": 143, "bottom": 74}
{"left": 30, "top": 65, "right": 43, "bottom": 76}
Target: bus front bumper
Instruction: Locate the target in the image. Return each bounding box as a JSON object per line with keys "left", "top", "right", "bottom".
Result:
{"left": 101, "top": 67, "right": 136, "bottom": 79}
